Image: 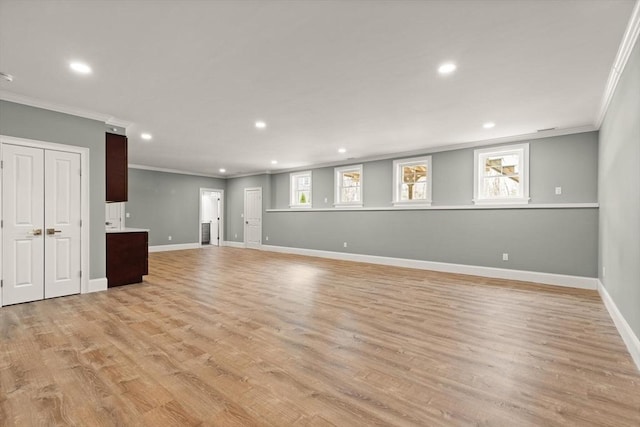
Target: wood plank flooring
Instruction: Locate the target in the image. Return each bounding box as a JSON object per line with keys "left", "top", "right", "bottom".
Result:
{"left": 1, "top": 247, "right": 639, "bottom": 426}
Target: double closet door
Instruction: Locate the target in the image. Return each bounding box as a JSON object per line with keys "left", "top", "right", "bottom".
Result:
{"left": 2, "top": 143, "right": 82, "bottom": 306}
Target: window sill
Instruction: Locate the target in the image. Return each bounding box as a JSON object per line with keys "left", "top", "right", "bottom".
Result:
{"left": 334, "top": 203, "right": 363, "bottom": 208}
{"left": 473, "top": 198, "right": 530, "bottom": 206}
{"left": 289, "top": 205, "right": 312, "bottom": 209}
{"left": 392, "top": 201, "right": 432, "bottom": 208}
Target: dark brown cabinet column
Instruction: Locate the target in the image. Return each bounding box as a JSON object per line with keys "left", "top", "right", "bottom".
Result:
{"left": 106, "top": 132, "right": 128, "bottom": 202}
{"left": 106, "top": 232, "right": 148, "bottom": 287}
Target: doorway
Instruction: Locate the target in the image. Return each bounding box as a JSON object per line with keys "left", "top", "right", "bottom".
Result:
{"left": 199, "top": 188, "right": 224, "bottom": 247}
{"left": 1, "top": 136, "right": 89, "bottom": 306}
{"left": 244, "top": 187, "right": 262, "bottom": 249}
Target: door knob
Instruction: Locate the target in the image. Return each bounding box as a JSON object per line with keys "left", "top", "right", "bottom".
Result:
{"left": 46, "top": 228, "right": 62, "bottom": 235}
{"left": 30, "top": 229, "right": 43, "bottom": 236}
{"left": 245, "top": 221, "right": 249, "bottom": 224}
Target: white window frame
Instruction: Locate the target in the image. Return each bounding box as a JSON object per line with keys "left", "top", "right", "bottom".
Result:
{"left": 393, "top": 156, "right": 432, "bottom": 206}
{"left": 290, "top": 170, "right": 312, "bottom": 208}
{"left": 473, "top": 143, "right": 530, "bottom": 205}
{"left": 334, "top": 164, "right": 363, "bottom": 207}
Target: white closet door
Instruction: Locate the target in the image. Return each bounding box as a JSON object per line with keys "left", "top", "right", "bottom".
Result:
{"left": 1, "top": 144, "right": 45, "bottom": 305}
{"left": 44, "top": 150, "right": 81, "bottom": 298}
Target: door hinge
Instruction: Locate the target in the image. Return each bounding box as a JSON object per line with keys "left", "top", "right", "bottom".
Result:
{"left": 0, "top": 160, "right": 3, "bottom": 169}
{"left": 80, "top": 219, "right": 82, "bottom": 227}
{"left": 1, "top": 279, "right": 3, "bottom": 288}
{"left": 1, "top": 219, "right": 3, "bottom": 228}
{"left": 79, "top": 271, "right": 82, "bottom": 278}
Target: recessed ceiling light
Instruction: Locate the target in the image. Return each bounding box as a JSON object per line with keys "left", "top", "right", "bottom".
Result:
{"left": 271, "top": 160, "right": 278, "bottom": 165}
{"left": 141, "top": 133, "right": 152, "bottom": 140}
{"left": 111, "top": 127, "right": 118, "bottom": 132}
{"left": 69, "top": 62, "right": 92, "bottom": 74}
{"left": 338, "top": 148, "right": 347, "bottom": 153}
{"left": 219, "top": 168, "right": 226, "bottom": 173}
{"left": 0, "top": 72, "right": 14, "bottom": 82}
{"left": 255, "top": 121, "right": 267, "bottom": 129}
{"left": 483, "top": 122, "right": 496, "bottom": 129}
{"left": 438, "top": 62, "right": 457, "bottom": 75}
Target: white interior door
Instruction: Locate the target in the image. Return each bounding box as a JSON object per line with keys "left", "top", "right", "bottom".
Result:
{"left": 44, "top": 150, "right": 81, "bottom": 298}
{"left": 211, "top": 192, "right": 220, "bottom": 246}
{"left": 244, "top": 187, "right": 262, "bottom": 249}
{"left": 2, "top": 144, "right": 45, "bottom": 305}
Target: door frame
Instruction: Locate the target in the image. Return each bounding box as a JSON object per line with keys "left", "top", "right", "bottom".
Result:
{"left": 198, "top": 188, "right": 224, "bottom": 247}
{"left": 0, "top": 135, "right": 90, "bottom": 306}
{"left": 243, "top": 187, "right": 262, "bottom": 249}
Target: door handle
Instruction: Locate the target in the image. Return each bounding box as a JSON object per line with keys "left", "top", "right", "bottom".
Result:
{"left": 30, "top": 229, "right": 43, "bottom": 236}
{"left": 245, "top": 221, "right": 249, "bottom": 224}
{"left": 46, "top": 228, "right": 62, "bottom": 235}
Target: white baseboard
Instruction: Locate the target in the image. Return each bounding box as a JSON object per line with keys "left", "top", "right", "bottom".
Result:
{"left": 598, "top": 280, "right": 640, "bottom": 371}
{"left": 149, "top": 243, "right": 200, "bottom": 252}
{"left": 86, "top": 277, "right": 108, "bottom": 293}
{"left": 259, "top": 244, "right": 598, "bottom": 290}
{"left": 222, "top": 240, "right": 246, "bottom": 249}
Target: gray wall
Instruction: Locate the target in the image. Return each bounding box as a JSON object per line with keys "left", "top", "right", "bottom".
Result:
{"left": 126, "top": 168, "right": 226, "bottom": 246}
{"left": 0, "top": 100, "right": 106, "bottom": 279}
{"left": 599, "top": 40, "right": 640, "bottom": 338}
{"left": 270, "top": 132, "right": 599, "bottom": 209}
{"left": 226, "top": 174, "right": 270, "bottom": 243}
{"left": 244, "top": 131, "right": 600, "bottom": 277}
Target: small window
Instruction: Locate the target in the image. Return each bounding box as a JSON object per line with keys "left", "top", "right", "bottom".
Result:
{"left": 290, "top": 171, "right": 312, "bottom": 207}
{"left": 335, "top": 165, "right": 363, "bottom": 207}
{"left": 474, "top": 143, "right": 529, "bottom": 204}
{"left": 393, "top": 156, "right": 432, "bottom": 206}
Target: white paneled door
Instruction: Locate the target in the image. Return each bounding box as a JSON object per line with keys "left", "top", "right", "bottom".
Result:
{"left": 1, "top": 144, "right": 81, "bottom": 305}
{"left": 44, "top": 150, "right": 81, "bottom": 299}
{"left": 244, "top": 187, "right": 262, "bottom": 249}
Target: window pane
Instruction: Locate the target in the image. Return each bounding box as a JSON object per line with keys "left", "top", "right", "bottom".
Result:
{"left": 413, "top": 182, "right": 427, "bottom": 200}
{"left": 342, "top": 171, "right": 360, "bottom": 187}
{"left": 341, "top": 187, "right": 360, "bottom": 202}
{"left": 482, "top": 176, "right": 521, "bottom": 198}
{"left": 402, "top": 164, "right": 426, "bottom": 184}
{"left": 484, "top": 154, "right": 519, "bottom": 177}
{"left": 298, "top": 190, "right": 310, "bottom": 204}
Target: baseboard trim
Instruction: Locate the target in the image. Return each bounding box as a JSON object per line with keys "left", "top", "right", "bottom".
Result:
{"left": 149, "top": 243, "right": 200, "bottom": 253}
{"left": 598, "top": 280, "right": 640, "bottom": 371}
{"left": 87, "top": 277, "right": 108, "bottom": 293}
{"left": 260, "top": 245, "right": 598, "bottom": 290}
{"left": 223, "top": 241, "right": 246, "bottom": 249}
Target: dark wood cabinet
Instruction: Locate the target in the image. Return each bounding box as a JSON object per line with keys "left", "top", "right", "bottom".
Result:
{"left": 106, "top": 231, "right": 148, "bottom": 287}
{"left": 106, "top": 132, "right": 128, "bottom": 202}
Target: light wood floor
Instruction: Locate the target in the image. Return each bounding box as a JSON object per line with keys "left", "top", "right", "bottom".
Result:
{"left": 1, "top": 248, "right": 639, "bottom": 426}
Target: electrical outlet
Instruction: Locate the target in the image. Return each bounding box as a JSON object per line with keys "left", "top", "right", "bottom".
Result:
{"left": 344, "top": 242, "right": 348, "bottom": 248}
{"left": 266, "top": 236, "right": 269, "bottom": 241}
{"left": 502, "top": 253, "right": 509, "bottom": 261}
{"left": 240, "top": 213, "right": 244, "bottom": 218}
{"left": 234, "top": 233, "right": 238, "bottom": 239}
{"left": 126, "top": 212, "right": 130, "bottom": 218}
{"left": 324, "top": 197, "right": 328, "bottom": 203}
{"left": 168, "top": 236, "right": 172, "bottom": 241}
{"left": 555, "top": 187, "right": 562, "bottom": 195}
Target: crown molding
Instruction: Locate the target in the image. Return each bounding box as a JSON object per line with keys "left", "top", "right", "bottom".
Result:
{"left": 0, "top": 90, "right": 132, "bottom": 128}
{"left": 128, "top": 163, "right": 225, "bottom": 179}
{"left": 595, "top": 0, "right": 640, "bottom": 128}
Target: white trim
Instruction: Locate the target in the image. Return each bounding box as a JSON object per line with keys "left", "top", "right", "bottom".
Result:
{"left": 87, "top": 278, "right": 108, "bottom": 293}
{"left": 260, "top": 245, "right": 597, "bottom": 290}
{"left": 149, "top": 243, "right": 200, "bottom": 252}
{"left": 128, "top": 164, "right": 225, "bottom": 179}
{"left": 290, "top": 170, "right": 312, "bottom": 208}
{"left": 474, "top": 143, "right": 530, "bottom": 205}
{"left": 598, "top": 280, "right": 640, "bottom": 371}
{"left": 334, "top": 164, "right": 363, "bottom": 207}
{"left": 265, "top": 202, "right": 598, "bottom": 212}
{"left": 0, "top": 135, "right": 90, "bottom": 299}
{"left": 595, "top": 1, "right": 640, "bottom": 128}
{"left": 230, "top": 125, "right": 596, "bottom": 178}
{"left": 393, "top": 155, "right": 433, "bottom": 206}
{"left": 223, "top": 240, "right": 246, "bottom": 248}
{"left": 198, "top": 188, "right": 224, "bottom": 247}
{"left": 0, "top": 90, "right": 132, "bottom": 128}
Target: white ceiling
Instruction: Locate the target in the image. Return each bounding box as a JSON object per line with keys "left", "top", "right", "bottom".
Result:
{"left": 0, "top": 0, "right": 635, "bottom": 177}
